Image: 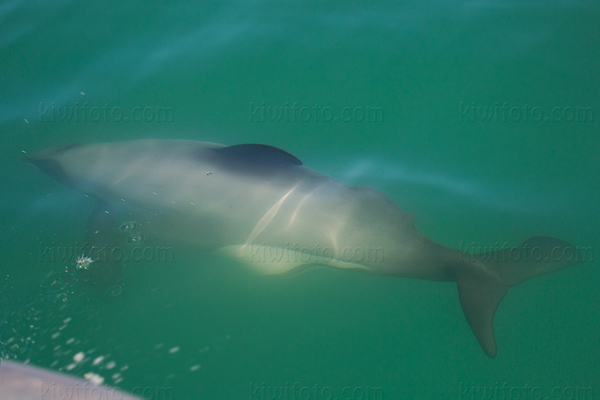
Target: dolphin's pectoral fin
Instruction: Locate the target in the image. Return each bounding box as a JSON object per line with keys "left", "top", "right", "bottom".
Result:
{"left": 456, "top": 272, "right": 507, "bottom": 358}
{"left": 215, "top": 245, "right": 316, "bottom": 276}
{"left": 78, "top": 200, "right": 123, "bottom": 293}
{"left": 216, "top": 244, "right": 371, "bottom": 276}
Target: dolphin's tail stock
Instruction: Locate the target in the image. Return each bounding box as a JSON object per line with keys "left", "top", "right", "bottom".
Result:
{"left": 455, "top": 236, "right": 582, "bottom": 357}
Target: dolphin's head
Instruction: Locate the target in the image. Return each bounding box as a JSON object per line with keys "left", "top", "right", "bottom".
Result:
{"left": 24, "top": 143, "right": 86, "bottom": 187}
{"left": 24, "top": 140, "right": 198, "bottom": 198}
{"left": 24, "top": 142, "right": 142, "bottom": 195}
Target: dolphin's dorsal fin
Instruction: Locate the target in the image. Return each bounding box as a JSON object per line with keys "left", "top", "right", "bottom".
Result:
{"left": 212, "top": 144, "right": 302, "bottom": 168}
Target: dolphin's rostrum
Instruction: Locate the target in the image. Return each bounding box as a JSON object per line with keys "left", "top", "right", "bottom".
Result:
{"left": 25, "top": 140, "right": 581, "bottom": 357}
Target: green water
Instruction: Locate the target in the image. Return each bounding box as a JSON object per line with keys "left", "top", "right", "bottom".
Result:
{"left": 1, "top": 0, "right": 599, "bottom": 399}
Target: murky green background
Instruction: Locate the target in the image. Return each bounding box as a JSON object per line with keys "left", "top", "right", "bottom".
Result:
{"left": 1, "top": 0, "right": 599, "bottom": 399}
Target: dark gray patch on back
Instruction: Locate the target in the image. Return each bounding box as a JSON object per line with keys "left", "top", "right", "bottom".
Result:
{"left": 197, "top": 143, "right": 303, "bottom": 176}
{"left": 213, "top": 144, "right": 302, "bottom": 166}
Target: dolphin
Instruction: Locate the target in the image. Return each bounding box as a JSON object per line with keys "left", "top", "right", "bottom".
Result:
{"left": 25, "top": 139, "right": 581, "bottom": 357}
{"left": 0, "top": 359, "right": 141, "bottom": 400}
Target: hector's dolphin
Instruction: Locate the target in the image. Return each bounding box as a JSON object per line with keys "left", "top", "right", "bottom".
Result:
{"left": 25, "top": 140, "right": 581, "bottom": 357}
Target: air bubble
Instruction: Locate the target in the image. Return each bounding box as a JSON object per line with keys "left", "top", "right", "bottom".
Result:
{"left": 119, "top": 221, "right": 137, "bottom": 232}
{"left": 125, "top": 233, "right": 143, "bottom": 244}
{"left": 107, "top": 285, "right": 123, "bottom": 298}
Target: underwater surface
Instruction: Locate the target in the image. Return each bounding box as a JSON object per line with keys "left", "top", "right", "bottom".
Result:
{"left": 1, "top": 0, "right": 599, "bottom": 399}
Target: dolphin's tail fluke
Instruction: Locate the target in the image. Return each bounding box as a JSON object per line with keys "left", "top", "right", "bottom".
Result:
{"left": 456, "top": 236, "right": 582, "bottom": 357}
